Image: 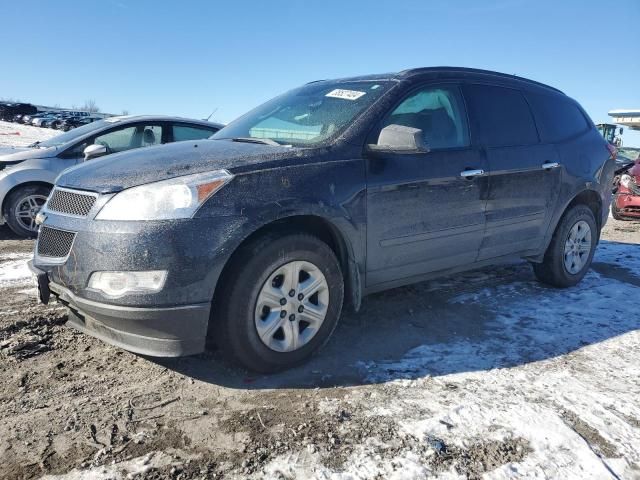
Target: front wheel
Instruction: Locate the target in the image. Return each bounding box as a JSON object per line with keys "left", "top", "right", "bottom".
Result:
{"left": 214, "top": 233, "right": 344, "bottom": 372}
{"left": 3, "top": 185, "right": 50, "bottom": 238}
{"left": 532, "top": 205, "right": 597, "bottom": 288}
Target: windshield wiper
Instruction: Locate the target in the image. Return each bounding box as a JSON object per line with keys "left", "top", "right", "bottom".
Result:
{"left": 231, "top": 137, "right": 281, "bottom": 147}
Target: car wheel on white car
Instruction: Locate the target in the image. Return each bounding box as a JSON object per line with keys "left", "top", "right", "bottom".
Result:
{"left": 3, "top": 185, "right": 50, "bottom": 238}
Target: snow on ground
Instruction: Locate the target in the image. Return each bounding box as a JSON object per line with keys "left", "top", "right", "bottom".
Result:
{"left": 259, "top": 241, "right": 640, "bottom": 479}
{"left": 0, "top": 119, "right": 60, "bottom": 151}
{"left": 0, "top": 252, "right": 33, "bottom": 287}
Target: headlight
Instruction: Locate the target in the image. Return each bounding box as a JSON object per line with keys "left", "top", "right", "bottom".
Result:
{"left": 620, "top": 174, "right": 632, "bottom": 188}
{"left": 96, "top": 169, "right": 233, "bottom": 221}
{"left": 88, "top": 270, "right": 167, "bottom": 297}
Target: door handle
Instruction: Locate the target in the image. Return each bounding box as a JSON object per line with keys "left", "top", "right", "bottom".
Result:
{"left": 542, "top": 162, "right": 560, "bottom": 170}
{"left": 460, "top": 169, "right": 485, "bottom": 178}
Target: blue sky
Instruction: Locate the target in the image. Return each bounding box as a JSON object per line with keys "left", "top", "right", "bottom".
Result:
{"left": 1, "top": 0, "right": 639, "bottom": 145}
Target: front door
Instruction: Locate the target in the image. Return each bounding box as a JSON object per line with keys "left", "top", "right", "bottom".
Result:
{"left": 365, "top": 84, "right": 489, "bottom": 286}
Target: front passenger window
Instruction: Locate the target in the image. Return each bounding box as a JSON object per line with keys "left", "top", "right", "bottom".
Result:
{"left": 384, "top": 87, "right": 469, "bottom": 150}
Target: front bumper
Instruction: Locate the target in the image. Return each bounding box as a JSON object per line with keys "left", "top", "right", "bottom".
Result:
{"left": 614, "top": 190, "right": 640, "bottom": 218}
{"left": 30, "top": 199, "right": 248, "bottom": 357}
{"left": 29, "top": 261, "right": 210, "bottom": 356}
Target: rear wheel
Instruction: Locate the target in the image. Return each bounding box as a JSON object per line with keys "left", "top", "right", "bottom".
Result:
{"left": 214, "top": 233, "right": 344, "bottom": 372}
{"left": 4, "top": 185, "right": 50, "bottom": 238}
{"left": 532, "top": 205, "right": 597, "bottom": 288}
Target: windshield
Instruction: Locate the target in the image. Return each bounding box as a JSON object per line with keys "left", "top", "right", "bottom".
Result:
{"left": 212, "top": 80, "right": 393, "bottom": 147}
{"left": 36, "top": 119, "right": 112, "bottom": 148}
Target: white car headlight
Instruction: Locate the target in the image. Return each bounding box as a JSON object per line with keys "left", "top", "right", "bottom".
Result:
{"left": 620, "top": 174, "right": 632, "bottom": 188}
{"left": 96, "top": 169, "right": 233, "bottom": 221}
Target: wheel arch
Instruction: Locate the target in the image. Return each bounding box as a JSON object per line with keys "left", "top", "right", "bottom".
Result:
{"left": 212, "top": 214, "right": 362, "bottom": 319}
{"left": 532, "top": 187, "right": 603, "bottom": 263}
{"left": 565, "top": 189, "right": 602, "bottom": 231}
{"left": 1, "top": 180, "right": 53, "bottom": 216}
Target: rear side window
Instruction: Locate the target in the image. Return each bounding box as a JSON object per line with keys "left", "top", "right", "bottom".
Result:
{"left": 173, "top": 124, "right": 217, "bottom": 142}
{"left": 463, "top": 84, "right": 538, "bottom": 147}
{"left": 526, "top": 92, "right": 589, "bottom": 142}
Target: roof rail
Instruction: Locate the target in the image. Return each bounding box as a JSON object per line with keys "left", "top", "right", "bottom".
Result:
{"left": 398, "top": 67, "right": 564, "bottom": 94}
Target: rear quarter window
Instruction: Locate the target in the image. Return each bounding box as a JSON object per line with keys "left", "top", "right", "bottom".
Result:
{"left": 525, "top": 92, "right": 589, "bottom": 143}
{"left": 173, "top": 124, "right": 217, "bottom": 142}
{"left": 463, "top": 84, "right": 539, "bottom": 147}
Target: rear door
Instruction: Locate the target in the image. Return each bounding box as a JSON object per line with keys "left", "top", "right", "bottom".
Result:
{"left": 462, "top": 84, "right": 561, "bottom": 260}
{"left": 365, "top": 83, "right": 489, "bottom": 285}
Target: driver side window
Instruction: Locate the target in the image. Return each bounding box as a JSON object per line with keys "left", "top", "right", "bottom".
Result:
{"left": 384, "top": 86, "right": 469, "bottom": 150}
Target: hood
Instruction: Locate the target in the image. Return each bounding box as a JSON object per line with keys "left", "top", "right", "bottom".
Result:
{"left": 57, "top": 139, "right": 302, "bottom": 193}
{"left": 0, "top": 146, "right": 28, "bottom": 156}
{"left": 0, "top": 146, "right": 56, "bottom": 163}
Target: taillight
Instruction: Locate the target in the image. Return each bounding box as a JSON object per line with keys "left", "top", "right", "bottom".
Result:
{"left": 606, "top": 143, "right": 617, "bottom": 160}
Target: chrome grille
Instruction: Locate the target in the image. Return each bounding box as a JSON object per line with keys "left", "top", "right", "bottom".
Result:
{"left": 47, "top": 188, "right": 96, "bottom": 217}
{"left": 37, "top": 226, "right": 76, "bottom": 258}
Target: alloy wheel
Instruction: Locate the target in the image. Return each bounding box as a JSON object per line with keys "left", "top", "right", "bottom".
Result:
{"left": 14, "top": 194, "right": 47, "bottom": 233}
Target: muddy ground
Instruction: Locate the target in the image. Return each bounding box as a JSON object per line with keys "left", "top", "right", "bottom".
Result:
{"left": 0, "top": 218, "right": 639, "bottom": 479}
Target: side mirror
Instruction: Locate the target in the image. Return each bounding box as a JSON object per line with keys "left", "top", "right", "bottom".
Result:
{"left": 367, "top": 124, "right": 429, "bottom": 154}
{"left": 83, "top": 144, "right": 107, "bottom": 161}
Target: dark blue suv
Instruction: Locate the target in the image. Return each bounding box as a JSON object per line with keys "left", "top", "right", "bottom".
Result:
{"left": 30, "top": 67, "right": 616, "bottom": 372}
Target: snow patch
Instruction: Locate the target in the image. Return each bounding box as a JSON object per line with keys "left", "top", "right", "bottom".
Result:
{"left": 0, "top": 120, "right": 60, "bottom": 149}
{"left": 0, "top": 253, "right": 33, "bottom": 287}
{"left": 346, "top": 241, "right": 640, "bottom": 479}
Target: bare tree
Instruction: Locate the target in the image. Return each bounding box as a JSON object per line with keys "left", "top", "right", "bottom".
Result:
{"left": 121, "top": 109, "right": 130, "bottom": 116}
{"left": 82, "top": 99, "right": 100, "bottom": 113}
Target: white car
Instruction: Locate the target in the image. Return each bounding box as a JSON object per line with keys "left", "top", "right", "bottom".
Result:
{"left": 0, "top": 115, "right": 223, "bottom": 237}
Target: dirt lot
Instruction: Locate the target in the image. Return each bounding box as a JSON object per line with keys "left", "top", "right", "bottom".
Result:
{"left": 0, "top": 215, "right": 639, "bottom": 479}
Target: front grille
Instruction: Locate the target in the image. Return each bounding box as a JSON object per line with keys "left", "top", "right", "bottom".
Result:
{"left": 37, "top": 226, "right": 76, "bottom": 258}
{"left": 47, "top": 188, "right": 96, "bottom": 217}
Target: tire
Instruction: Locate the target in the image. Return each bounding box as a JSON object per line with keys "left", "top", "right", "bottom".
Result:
{"left": 214, "top": 233, "right": 344, "bottom": 372}
{"left": 532, "top": 204, "right": 597, "bottom": 288}
{"left": 3, "top": 185, "right": 51, "bottom": 238}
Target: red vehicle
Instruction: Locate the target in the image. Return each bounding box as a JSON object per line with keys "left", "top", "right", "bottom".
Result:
{"left": 612, "top": 155, "right": 640, "bottom": 220}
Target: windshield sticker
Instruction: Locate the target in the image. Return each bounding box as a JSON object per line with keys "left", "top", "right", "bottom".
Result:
{"left": 326, "top": 89, "right": 366, "bottom": 101}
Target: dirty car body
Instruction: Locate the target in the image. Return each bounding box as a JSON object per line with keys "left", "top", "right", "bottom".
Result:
{"left": 30, "top": 67, "right": 615, "bottom": 371}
